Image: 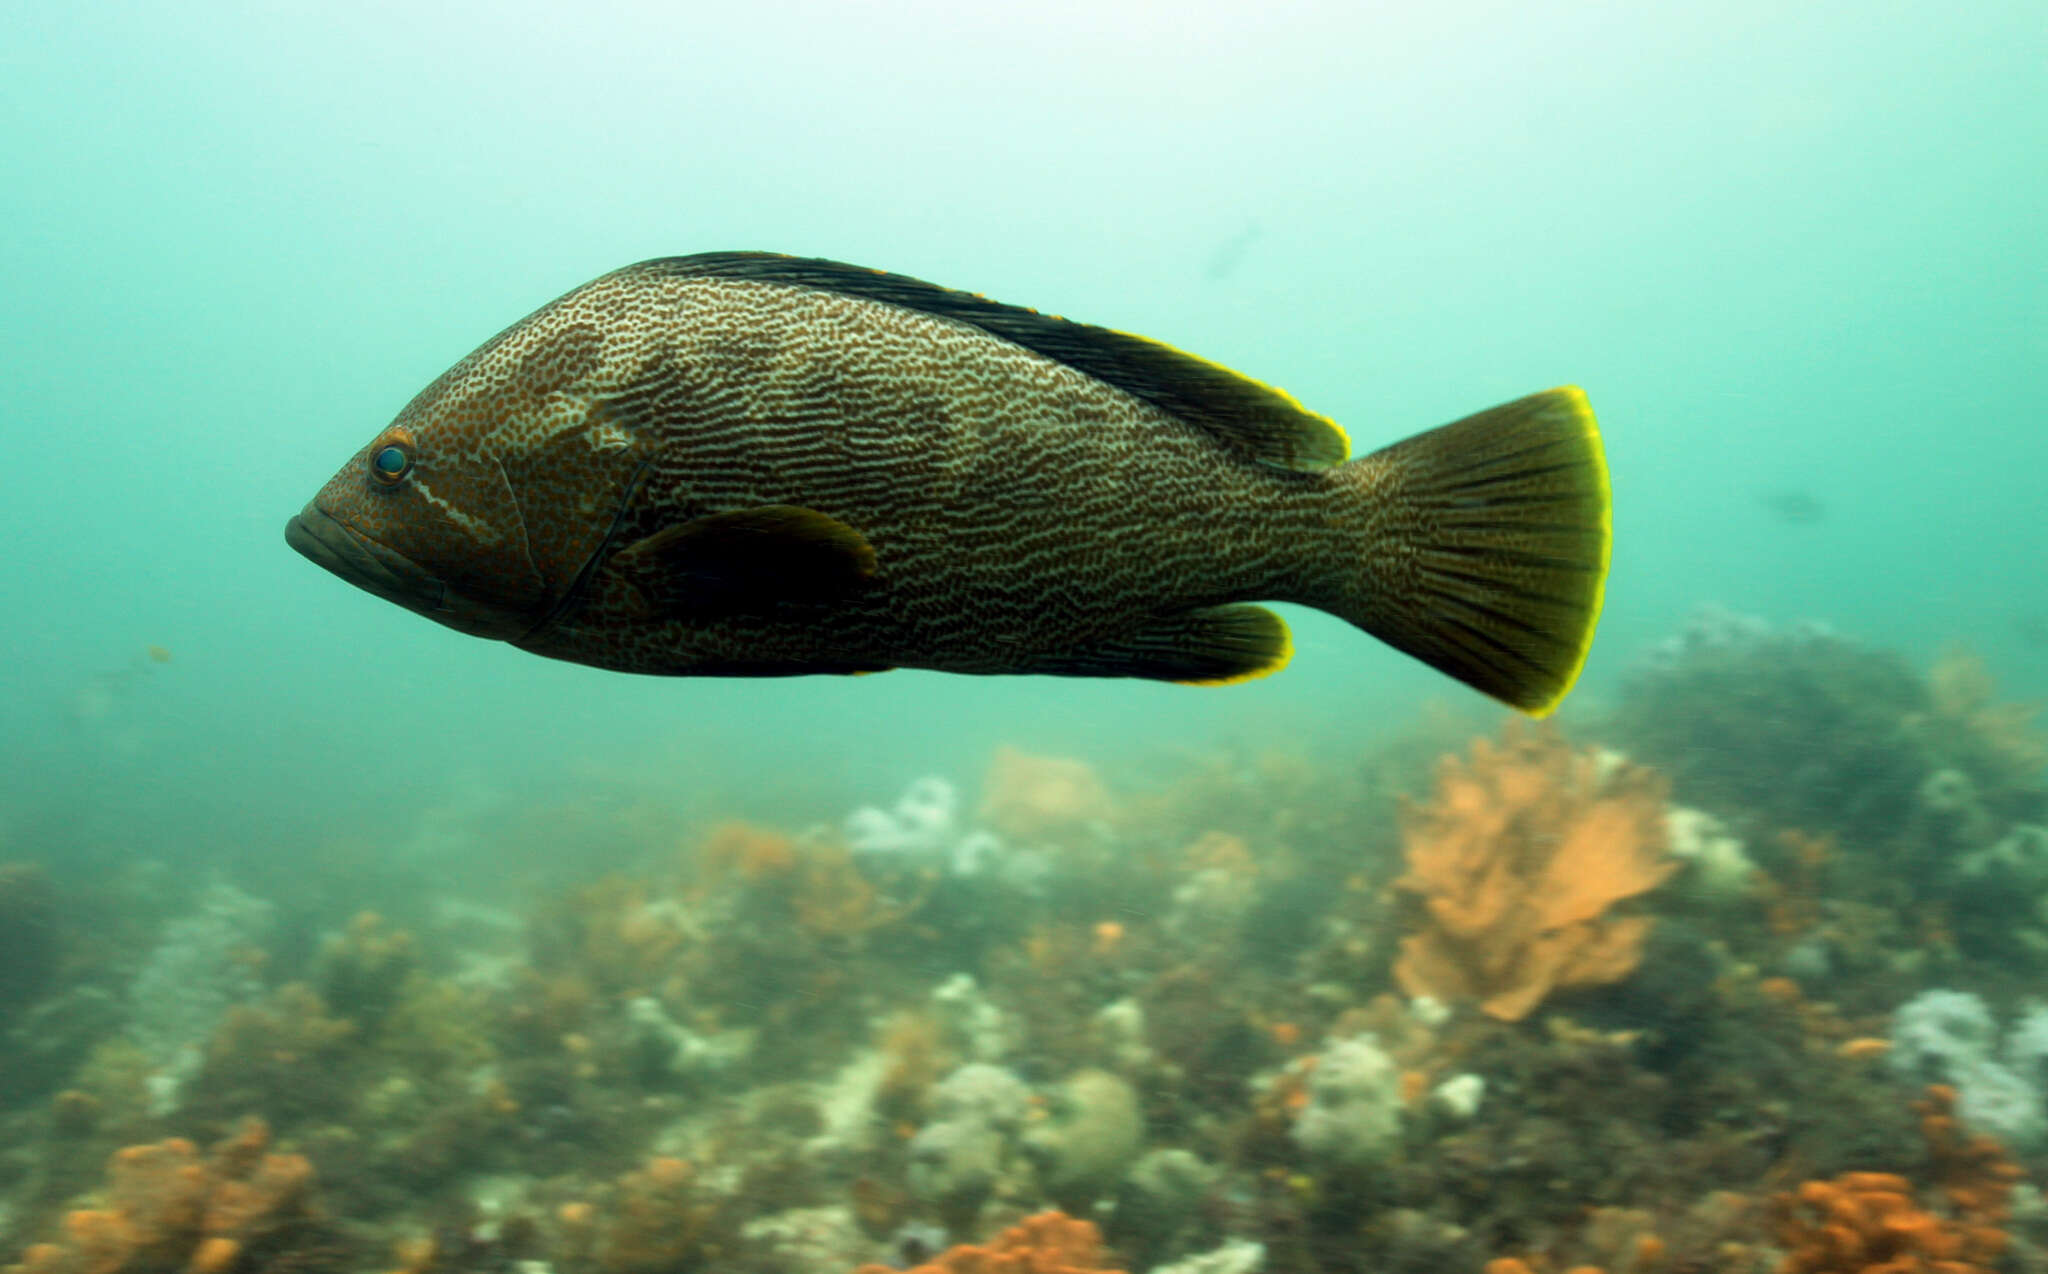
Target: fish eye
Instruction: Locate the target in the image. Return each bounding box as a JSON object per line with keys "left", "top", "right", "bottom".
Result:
{"left": 367, "top": 430, "right": 416, "bottom": 487}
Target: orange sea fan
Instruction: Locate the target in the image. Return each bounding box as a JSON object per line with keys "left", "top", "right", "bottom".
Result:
{"left": 1394, "top": 722, "right": 1675, "bottom": 1022}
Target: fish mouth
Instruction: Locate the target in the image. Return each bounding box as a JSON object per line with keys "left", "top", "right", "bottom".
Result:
{"left": 286, "top": 503, "right": 521, "bottom": 639}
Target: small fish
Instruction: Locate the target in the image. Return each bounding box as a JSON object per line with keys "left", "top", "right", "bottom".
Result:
{"left": 1205, "top": 220, "right": 1262, "bottom": 281}
{"left": 74, "top": 646, "right": 173, "bottom": 725}
{"left": 287, "top": 255, "right": 1611, "bottom": 714}
{"left": 1758, "top": 488, "right": 1826, "bottom": 525}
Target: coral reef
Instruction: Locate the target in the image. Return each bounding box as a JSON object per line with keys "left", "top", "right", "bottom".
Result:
{"left": 1021, "top": 1070, "right": 1144, "bottom": 1206}
{"left": 11, "top": 632, "right": 2048, "bottom": 1274}
{"left": 850, "top": 779, "right": 972, "bottom": 864}
{"left": 3, "top": 1119, "right": 327, "bottom": 1274}
{"left": 1773, "top": 1170, "right": 2001, "bottom": 1273}
{"left": 567, "top": 1156, "right": 719, "bottom": 1274}
{"left": 1285, "top": 1034, "right": 1404, "bottom": 1167}
{"left": 0, "top": 864, "right": 59, "bottom": 1019}
{"left": 1147, "top": 1239, "right": 1264, "bottom": 1274}
{"left": 312, "top": 912, "right": 418, "bottom": 1031}
{"left": 1613, "top": 612, "right": 2048, "bottom": 901}
{"left": 1108, "top": 1150, "right": 1219, "bottom": 1270}
{"left": 124, "top": 883, "right": 274, "bottom": 1115}
{"left": 908, "top": 1063, "right": 1032, "bottom": 1209}
{"left": 1887, "top": 989, "right": 2048, "bottom": 1146}
{"left": 1772, "top": 1087, "right": 2022, "bottom": 1274}
{"left": 1610, "top": 607, "right": 1930, "bottom": 853}
{"left": 1392, "top": 722, "right": 1677, "bottom": 1021}
{"left": 1917, "top": 646, "right": 2048, "bottom": 807}
{"left": 852, "top": 1211, "right": 1121, "bottom": 1274}
{"left": 978, "top": 749, "right": 1114, "bottom": 843}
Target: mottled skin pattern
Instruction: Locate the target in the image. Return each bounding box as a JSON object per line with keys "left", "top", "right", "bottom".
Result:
{"left": 295, "top": 254, "right": 1608, "bottom": 707}
{"left": 310, "top": 262, "right": 1379, "bottom": 675}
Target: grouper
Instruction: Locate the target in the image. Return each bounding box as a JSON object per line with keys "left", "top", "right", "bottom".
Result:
{"left": 286, "top": 254, "right": 1611, "bottom": 714}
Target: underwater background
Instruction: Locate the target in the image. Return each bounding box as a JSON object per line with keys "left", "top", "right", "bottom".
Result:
{"left": 3, "top": 2, "right": 2045, "bottom": 1272}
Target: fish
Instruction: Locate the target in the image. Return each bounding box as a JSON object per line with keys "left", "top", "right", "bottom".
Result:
{"left": 286, "top": 254, "right": 1611, "bottom": 714}
{"left": 1758, "top": 488, "right": 1826, "bottom": 525}
{"left": 1204, "top": 220, "right": 1262, "bottom": 281}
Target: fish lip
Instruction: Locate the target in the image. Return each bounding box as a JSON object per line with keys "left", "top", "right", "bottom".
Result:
{"left": 286, "top": 502, "right": 449, "bottom": 617}
{"left": 287, "top": 503, "right": 534, "bottom": 639}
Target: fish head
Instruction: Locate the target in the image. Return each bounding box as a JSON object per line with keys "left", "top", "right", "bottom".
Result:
{"left": 287, "top": 309, "right": 649, "bottom": 641}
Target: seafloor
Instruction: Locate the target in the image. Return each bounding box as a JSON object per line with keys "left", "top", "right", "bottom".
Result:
{"left": 4, "top": 607, "right": 2048, "bottom": 1274}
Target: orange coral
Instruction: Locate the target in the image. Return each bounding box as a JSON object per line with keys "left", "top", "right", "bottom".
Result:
{"left": 1916, "top": 1084, "right": 2023, "bottom": 1230}
{"left": 788, "top": 844, "right": 902, "bottom": 940}
{"left": 5, "top": 1119, "right": 316, "bottom": 1274}
{"left": 699, "top": 820, "right": 927, "bottom": 942}
{"left": 1924, "top": 646, "right": 2048, "bottom": 789}
{"left": 1772, "top": 1087, "right": 2022, "bottom": 1274}
{"left": 1773, "top": 1171, "right": 1996, "bottom": 1272}
{"left": 700, "top": 821, "right": 799, "bottom": 882}
{"left": 980, "top": 748, "right": 1113, "bottom": 840}
{"left": 537, "top": 875, "right": 691, "bottom": 995}
{"left": 553, "top": 1156, "right": 717, "bottom": 1274}
{"left": 1090, "top": 921, "right": 1127, "bottom": 956}
{"left": 1567, "top": 1205, "right": 1666, "bottom": 1274}
{"left": 1488, "top": 1192, "right": 1755, "bottom": 1274}
{"left": 1837, "top": 1038, "right": 1891, "bottom": 1062}
{"left": 853, "top": 1211, "right": 1122, "bottom": 1273}
{"left": 1393, "top": 722, "right": 1676, "bottom": 1021}
{"left": 1757, "top": 831, "right": 1832, "bottom": 937}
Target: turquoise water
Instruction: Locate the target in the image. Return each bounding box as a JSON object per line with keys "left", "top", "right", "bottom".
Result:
{"left": 4, "top": 1, "right": 2041, "bottom": 862}
{"left": 2, "top": 9, "right": 2046, "bottom": 1269}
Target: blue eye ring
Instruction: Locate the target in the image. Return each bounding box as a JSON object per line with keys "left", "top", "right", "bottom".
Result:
{"left": 367, "top": 429, "right": 416, "bottom": 486}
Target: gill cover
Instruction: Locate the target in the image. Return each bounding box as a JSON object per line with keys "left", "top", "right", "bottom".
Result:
{"left": 295, "top": 316, "right": 648, "bottom": 640}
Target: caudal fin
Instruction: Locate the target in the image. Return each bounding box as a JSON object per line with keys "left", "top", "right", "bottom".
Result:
{"left": 1334, "top": 387, "right": 1610, "bottom": 716}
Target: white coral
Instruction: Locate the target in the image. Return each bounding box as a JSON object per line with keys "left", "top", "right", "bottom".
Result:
{"left": 1889, "top": 989, "right": 2047, "bottom": 1146}
{"left": 846, "top": 776, "right": 959, "bottom": 859}
{"left": 1289, "top": 1034, "right": 1403, "bottom": 1166}
{"left": 1151, "top": 1239, "right": 1266, "bottom": 1274}
{"left": 1665, "top": 806, "right": 1755, "bottom": 901}
{"left": 128, "top": 881, "right": 275, "bottom": 1114}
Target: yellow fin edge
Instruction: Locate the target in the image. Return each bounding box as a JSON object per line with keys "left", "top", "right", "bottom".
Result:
{"left": 1519, "top": 385, "right": 1611, "bottom": 719}
{"left": 1174, "top": 614, "right": 1296, "bottom": 688}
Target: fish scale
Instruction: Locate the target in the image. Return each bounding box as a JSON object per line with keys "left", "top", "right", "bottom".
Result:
{"left": 520, "top": 272, "right": 1317, "bottom": 674}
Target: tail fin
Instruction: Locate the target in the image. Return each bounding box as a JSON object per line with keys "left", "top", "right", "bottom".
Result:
{"left": 1332, "top": 387, "right": 1610, "bottom": 716}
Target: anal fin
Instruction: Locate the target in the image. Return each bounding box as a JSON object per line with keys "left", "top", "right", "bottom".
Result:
{"left": 1014, "top": 604, "right": 1293, "bottom": 685}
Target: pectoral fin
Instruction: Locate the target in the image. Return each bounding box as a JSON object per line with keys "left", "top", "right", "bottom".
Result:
{"left": 614, "top": 505, "right": 878, "bottom": 615}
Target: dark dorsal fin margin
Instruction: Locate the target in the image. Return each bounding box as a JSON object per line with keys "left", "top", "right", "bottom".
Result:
{"left": 635, "top": 252, "right": 1349, "bottom": 473}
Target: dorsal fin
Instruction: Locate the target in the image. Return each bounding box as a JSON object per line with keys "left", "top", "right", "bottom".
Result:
{"left": 637, "top": 252, "right": 1349, "bottom": 473}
